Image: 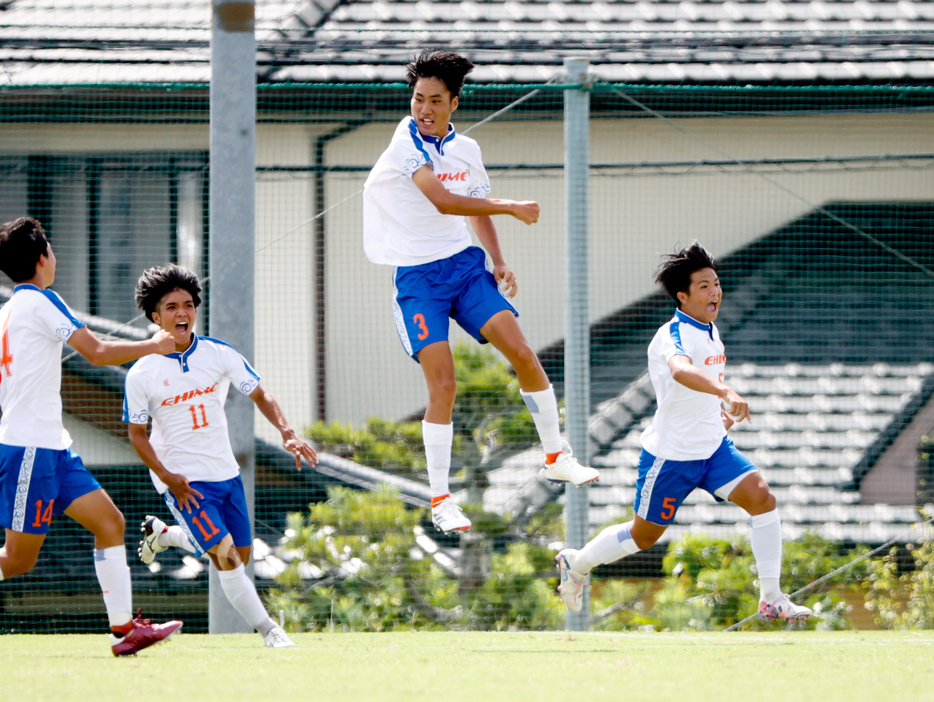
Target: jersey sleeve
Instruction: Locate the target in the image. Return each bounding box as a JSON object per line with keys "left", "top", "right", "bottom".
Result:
{"left": 467, "top": 145, "right": 491, "bottom": 199}
{"left": 36, "top": 290, "right": 86, "bottom": 342}
{"left": 218, "top": 344, "right": 262, "bottom": 396}
{"left": 388, "top": 134, "right": 431, "bottom": 178}
{"left": 658, "top": 320, "right": 693, "bottom": 364}
{"left": 123, "top": 368, "right": 152, "bottom": 425}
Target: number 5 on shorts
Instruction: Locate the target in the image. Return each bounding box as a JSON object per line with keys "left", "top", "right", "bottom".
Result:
{"left": 660, "top": 497, "right": 677, "bottom": 521}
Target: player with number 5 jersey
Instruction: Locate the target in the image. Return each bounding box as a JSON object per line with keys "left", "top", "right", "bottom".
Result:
{"left": 554, "top": 243, "right": 812, "bottom": 625}
{"left": 123, "top": 264, "right": 318, "bottom": 648}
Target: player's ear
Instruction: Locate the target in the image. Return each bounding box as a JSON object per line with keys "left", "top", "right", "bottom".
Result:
{"left": 451, "top": 95, "right": 458, "bottom": 113}
{"left": 676, "top": 290, "right": 688, "bottom": 307}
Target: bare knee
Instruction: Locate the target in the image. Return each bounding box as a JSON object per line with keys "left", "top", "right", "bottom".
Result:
{"left": 632, "top": 531, "right": 660, "bottom": 550}
{"left": 428, "top": 377, "right": 457, "bottom": 408}
{"left": 510, "top": 342, "right": 539, "bottom": 375}
{"left": 92, "top": 508, "right": 126, "bottom": 545}
{"left": 630, "top": 521, "right": 664, "bottom": 550}
{"left": 746, "top": 490, "right": 777, "bottom": 516}
{"left": 1, "top": 551, "right": 39, "bottom": 577}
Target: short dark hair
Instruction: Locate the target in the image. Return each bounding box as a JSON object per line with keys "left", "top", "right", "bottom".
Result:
{"left": 405, "top": 50, "right": 475, "bottom": 99}
{"left": 654, "top": 241, "right": 718, "bottom": 305}
{"left": 135, "top": 264, "right": 202, "bottom": 322}
{"left": 0, "top": 217, "right": 51, "bottom": 283}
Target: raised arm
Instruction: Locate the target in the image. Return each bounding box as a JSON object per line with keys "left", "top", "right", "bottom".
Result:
{"left": 249, "top": 385, "right": 318, "bottom": 470}
{"left": 69, "top": 327, "right": 175, "bottom": 367}
{"left": 127, "top": 423, "right": 203, "bottom": 512}
{"left": 668, "top": 354, "right": 750, "bottom": 423}
{"left": 412, "top": 166, "right": 539, "bottom": 224}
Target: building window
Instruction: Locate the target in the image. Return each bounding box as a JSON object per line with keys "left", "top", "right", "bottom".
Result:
{"left": 0, "top": 154, "right": 208, "bottom": 328}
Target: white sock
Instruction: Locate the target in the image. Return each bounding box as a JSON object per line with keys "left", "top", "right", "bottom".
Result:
{"left": 158, "top": 525, "right": 197, "bottom": 554}
{"left": 572, "top": 521, "right": 641, "bottom": 575}
{"left": 423, "top": 421, "right": 453, "bottom": 499}
{"left": 521, "top": 385, "right": 562, "bottom": 455}
{"left": 750, "top": 510, "right": 783, "bottom": 601}
{"left": 93, "top": 545, "right": 132, "bottom": 628}
{"left": 217, "top": 564, "right": 275, "bottom": 636}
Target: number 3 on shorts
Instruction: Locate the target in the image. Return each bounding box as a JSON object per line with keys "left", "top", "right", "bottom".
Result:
{"left": 660, "top": 497, "right": 677, "bottom": 521}
{"left": 413, "top": 313, "right": 429, "bottom": 341}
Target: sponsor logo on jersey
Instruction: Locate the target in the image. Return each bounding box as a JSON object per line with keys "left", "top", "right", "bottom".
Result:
{"left": 437, "top": 172, "right": 468, "bottom": 182}
{"left": 705, "top": 355, "right": 727, "bottom": 365}
{"left": 161, "top": 383, "right": 218, "bottom": 406}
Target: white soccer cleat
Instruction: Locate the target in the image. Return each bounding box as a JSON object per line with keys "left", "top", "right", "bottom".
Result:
{"left": 431, "top": 497, "right": 472, "bottom": 534}
{"left": 555, "top": 549, "right": 587, "bottom": 614}
{"left": 263, "top": 624, "right": 296, "bottom": 648}
{"left": 540, "top": 445, "right": 599, "bottom": 486}
{"left": 138, "top": 515, "right": 169, "bottom": 565}
{"left": 759, "top": 595, "right": 812, "bottom": 623}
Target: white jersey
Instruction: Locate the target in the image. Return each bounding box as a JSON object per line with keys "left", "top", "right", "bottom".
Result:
{"left": 123, "top": 335, "right": 260, "bottom": 494}
{"left": 363, "top": 117, "right": 492, "bottom": 267}
{"left": 0, "top": 284, "right": 85, "bottom": 450}
{"left": 640, "top": 309, "right": 727, "bottom": 461}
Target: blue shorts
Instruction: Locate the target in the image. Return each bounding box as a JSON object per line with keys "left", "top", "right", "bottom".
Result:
{"left": 392, "top": 246, "right": 518, "bottom": 361}
{"left": 163, "top": 475, "right": 251, "bottom": 555}
{"left": 0, "top": 444, "right": 101, "bottom": 534}
{"left": 634, "top": 437, "right": 757, "bottom": 526}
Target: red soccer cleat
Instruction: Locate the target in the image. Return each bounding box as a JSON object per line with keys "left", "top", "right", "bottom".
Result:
{"left": 110, "top": 612, "right": 183, "bottom": 657}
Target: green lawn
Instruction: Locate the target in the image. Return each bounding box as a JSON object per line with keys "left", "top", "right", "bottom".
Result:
{"left": 2, "top": 631, "right": 932, "bottom": 702}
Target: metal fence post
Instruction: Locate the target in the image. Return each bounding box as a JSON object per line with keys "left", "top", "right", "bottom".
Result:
{"left": 208, "top": 0, "right": 256, "bottom": 634}
{"left": 564, "top": 57, "right": 591, "bottom": 632}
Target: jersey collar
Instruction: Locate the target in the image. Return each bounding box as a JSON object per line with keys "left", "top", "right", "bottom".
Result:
{"left": 165, "top": 334, "right": 199, "bottom": 373}
{"left": 675, "top": 309, "right": 714, "bottom": 339}
{"left": 412, "top": 119, "right": 457, "bottom": 156}
{"left": 12, "top": 283, "right": 41, "bottom": 294}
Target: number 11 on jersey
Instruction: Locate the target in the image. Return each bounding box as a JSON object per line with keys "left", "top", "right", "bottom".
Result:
{"left": 189, "top": 404, "right": 209, "bottom": 430}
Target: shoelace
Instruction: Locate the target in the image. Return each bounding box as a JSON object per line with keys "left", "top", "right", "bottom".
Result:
{"left": 131, "top": 609, "right": 152, "bottom": 628}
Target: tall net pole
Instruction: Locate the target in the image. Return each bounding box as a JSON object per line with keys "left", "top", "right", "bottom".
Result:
{"left": 208, "top": 0, "right": 256, "bottom": 634}
{"left": 564, "top": 57, "right": 592, "bottom": 632}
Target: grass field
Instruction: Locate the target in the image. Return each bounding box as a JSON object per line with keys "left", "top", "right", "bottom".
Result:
{"left": 2, "top": 630, "right": 932, "bottom": 702}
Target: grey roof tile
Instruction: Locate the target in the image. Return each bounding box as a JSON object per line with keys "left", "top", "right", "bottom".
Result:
{"left": 1, "top": 0, "right": 932, "bottom": 84}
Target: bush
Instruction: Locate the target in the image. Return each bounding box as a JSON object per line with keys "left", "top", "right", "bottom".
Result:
{"left": 268, "top": 486, "right": 566, "bottom": 632}
{"left": 866, "top": 529, "right": 934, "bottom": 629}
{"left": 589, "top": 533, "right": 869, "bottom": 632}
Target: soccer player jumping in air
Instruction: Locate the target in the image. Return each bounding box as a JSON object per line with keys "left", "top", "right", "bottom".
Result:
{"left": 124, "top": 264, "right": 317, "bottom": 648}
{"left": 556, "top": 242, "right": 811, "bottom": 624}
{"left": 363, "top": 50, "right": 598, "bottom": 534}
{"left": 0, "top": 217, "right": 183, "bottom": 656}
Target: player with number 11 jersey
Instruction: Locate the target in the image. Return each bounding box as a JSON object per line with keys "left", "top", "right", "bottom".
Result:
{"left": 123, "top": 264, "right": 317, "bottom": 648}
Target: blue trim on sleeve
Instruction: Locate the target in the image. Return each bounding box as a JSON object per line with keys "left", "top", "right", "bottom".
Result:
{"left": 669, "top": 321, "right": 686, "bottom": 355}
{"left": 122, "top": 395, "right": 129, "bottom": 423}
{"left": 675, "top": 308, "right": 714, "bottom": 339}
{"left": 200, "top": 336, "right": 261, "bottom": 381}
{"left": 407, "top": 118, "right": 433, "bottom": 167}
{"left": 14, "top": 284, "right": 85, "bottom": 330}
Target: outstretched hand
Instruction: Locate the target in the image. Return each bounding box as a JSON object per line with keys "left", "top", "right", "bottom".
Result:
{"left": 282, "top": 430, "right": 318, "bottom": 471}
